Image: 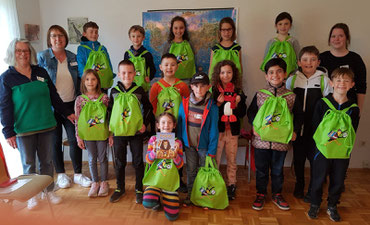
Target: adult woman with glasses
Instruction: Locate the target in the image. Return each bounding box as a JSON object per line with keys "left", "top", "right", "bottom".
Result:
{"left": 37, "top": 25, "right": 92, "bottom": 189}
{"left": 0, "top": 38, "right": 75, "bottom": 209}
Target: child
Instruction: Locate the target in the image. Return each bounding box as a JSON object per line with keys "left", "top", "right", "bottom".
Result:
{"left": 261, "top": 12, "right": 300, "bottom": 76}
{"left": 285, "top": 46, "right": 333, "bottom": 201}
{"left": 209, "top": 17, "right": 243, "bottom": 79}
{"left": 77, "top": 21, "right": 114, "bottom": 89}
{"left": 211, "top": 60, "right": 247, "bottom": 200}
{"left": 162, "top": 16, "right": 196, "bottom": 80}
{"left": 149, "top": 53, "right": 190, "bottom": 118}
{"left": 108, "top": 60, "right": 153, "bottom": 203}
{"left": 247, "top": 58, "right": 303, "bottom": 211}
{"left": 74, "top": 69, "right": 112, "bottom": 197}
{"left": 143, "top": 112, "right": 184, "bottom": 221}
{"left": 308, "top": 68, "right": 359, "bottom": 222}
{"left": 177, "top": 72, "right": 219, "bottom": 205}
{"left": 124, "top": 25, "right": 156, "bottom": 92}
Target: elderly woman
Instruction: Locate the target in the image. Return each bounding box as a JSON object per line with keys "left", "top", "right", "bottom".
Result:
{"left": 37, "top": 25, "right": 91, "bottom": 189}
{"left": 0, "top": 38, "right": 74, "bottom": 209}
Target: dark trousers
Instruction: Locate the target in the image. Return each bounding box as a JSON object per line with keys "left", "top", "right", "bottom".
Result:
{"left": 113, "top": 134, "right": 144, "bottom": 191}
{"left": 53, "top": 101, "right": 82, "bottom": 173}
{"left": 292, "top": 135, "right": 315, "bottom": 194}
{"left": 311, "top": 148, "right": 349, "bottom": 206}
{"left": 255, "top": 148, "right": 287, "bottom": 194}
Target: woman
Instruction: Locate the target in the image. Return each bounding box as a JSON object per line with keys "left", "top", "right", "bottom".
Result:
{"left": 38, "top": 25, "right": 91, "bottom": 189}
{"left": 320, "top": 23, "right": 367, "bottom": 113}
{"left": 0, "top": 38, "right": 74, "bottom": 209}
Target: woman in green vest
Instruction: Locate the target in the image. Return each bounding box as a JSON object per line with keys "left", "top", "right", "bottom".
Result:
{"left": 0, "top": 39, "right": 75, "bottom": 210}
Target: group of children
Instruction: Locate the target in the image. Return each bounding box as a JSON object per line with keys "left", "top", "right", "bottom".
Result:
{"left": 71, "top": 12, "right": 360, "bottom": 222}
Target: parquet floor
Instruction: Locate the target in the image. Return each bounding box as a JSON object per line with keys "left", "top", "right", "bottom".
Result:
{"left": 1, "top": 163, "right": 370, "bottom": 225}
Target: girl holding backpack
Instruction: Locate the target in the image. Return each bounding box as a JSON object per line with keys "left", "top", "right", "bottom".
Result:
{"left": 75, "top": 69, "right": 112, "bottom": 197}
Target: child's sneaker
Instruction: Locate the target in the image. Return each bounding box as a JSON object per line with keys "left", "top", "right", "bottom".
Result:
{"left": 56, "top": 173, "right": 71, "bottom": 189}
{"left": 110, "top": 189, "right": 125, "bottom": 203}
{"left": 88, "top": 182, "right": 99, "bottom": 198}
{"left": 252, "top": 193, "right": 265, "bottom": 210}
{"left": 227, "top": 184, "right": 236, "bottom": 200}
{"left": 136, "top": 190, "right": 143, "bottom": 204}
{"left": 327, "top": 206, "right": 341, "bottom": 222}
{"left": 183, "top": 196, "right": 191, "bottom": 207}
{"left": 303, "top": 192, "right": 311, "bottom": 203}
{"left": 272, "top": 193, "right": 290, "bottom": 210}
{"left": 27, "top": 196, "right": 39, "bottom": 210}
{"left": 307, "top": 204, "right": 320, "bottom": 219}
{"left": 98, "top": 181, "right": 109, "bottom": 197}
{"left": 74, "top": 174, "right": 92, "bottom": 187}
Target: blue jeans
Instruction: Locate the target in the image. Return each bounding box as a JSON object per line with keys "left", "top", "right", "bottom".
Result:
{"left": 184, "top": 146, "right": 207, "bottom": 195}
{"left": 53, "top": 101, "right": 82, "bottom": 173}
{"left": 254, "top": 148, "right": 287, "bottom": 194}
{"left": 16, "top": 129, "right": 55, "bottom": 191}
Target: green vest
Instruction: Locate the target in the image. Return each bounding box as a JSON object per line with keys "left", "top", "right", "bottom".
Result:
{"left": 253, "top": 89, "right": 294, "bottom": 144}
{"left": 156, "top": 81, "right": 182, "bottom": 119}
{"left": 12, "top": 80, "right": 56, "bottom": 134}
{"left": 260, "top": 36, "right": 297, "bottom": 76}
{"left": 77, "top": 94, "right": 109, "bottom": 141}
{"left": 209, "top": 44, "right": 242, "bottom": 79}
{"left": 127, "top": 50, "right": 150, "bottom": 92}
{"left": 169, "top": 40, "right": 196, "bottom": 79}
{"left": 82, "top": 45, "right": 113, "bottom": 89}
{"left": 109, "top": 86, "right": 143, "bottom": 136}
{"left": 313, "top": 98, "right": 357, "bottom": 159}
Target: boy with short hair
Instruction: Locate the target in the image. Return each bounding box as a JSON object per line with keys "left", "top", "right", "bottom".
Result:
{"left": 247, "top": 58, "right": 303, "bottom": 211}
{"left": 285, "top": 45, "right": 333, "bottom": 201}
{"left": 124, "top": 25, "right": 156, "bottom": 92}
{"left": 77, "top": 21, "right": 115, "bottom": 89}
{"left": 308, "top": 68, "right": 359, "bottom": 222}
{"left": 107, "top": 60, "right": 153, "bottom": 204}
{"left": 177, "top": 72, "right": 219, "bottom": 205}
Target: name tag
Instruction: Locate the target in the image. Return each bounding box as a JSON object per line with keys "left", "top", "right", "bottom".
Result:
{"left": 36, "top": 76, "right": 45, "bottom": 82}
{"left": 340, "top": 65, "right": 349, "bottom": 69}
{"left": 70, "top": 61, "right": 78, "bottom": 66}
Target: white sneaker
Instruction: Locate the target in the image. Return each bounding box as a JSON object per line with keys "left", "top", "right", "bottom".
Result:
{"left": 56, "top": 173, "right": 71, "bottom": 189}
{"left": 74, "top": 174, "right": 92, "bottom": 187}
{"left": 43, "top": 191, "right": 62, "bottom": 205}
{"left": 27, "top": 196, "right": 39, "bottom": 210}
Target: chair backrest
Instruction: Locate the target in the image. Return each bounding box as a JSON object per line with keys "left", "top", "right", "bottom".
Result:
{"left": 0, "top": 143, "right": 15, "bottom": 187}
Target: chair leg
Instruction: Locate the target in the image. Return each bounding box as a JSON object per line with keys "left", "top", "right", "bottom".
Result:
{"left": 43, "top": 189, "right": 55, "bottom": 218}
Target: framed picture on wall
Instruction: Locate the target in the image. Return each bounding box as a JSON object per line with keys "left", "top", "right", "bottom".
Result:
{"left": 67, "top": 17, "right": 88, "bottom": 44}
{"left": 143, "top": 8, "right": 238, "bottom": 77}
{"left": 25, "top": 24, "right": 40, "bottom": 42}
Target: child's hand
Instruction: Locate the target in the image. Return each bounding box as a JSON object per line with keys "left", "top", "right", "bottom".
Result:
{"left": 217, "top": 93, "right": 225, "bottom": 105}
{"left": 145, "top": 77, "right": 150, "bottom": 83}
{"left": 235, "top": 95, "right": 241, "bottom": 104}
{"left": 67, "top": 114, "right": 76, "bottom": 124}
{"left": 77, "top": 139, "right": 85, "bottom": 150}
{"left": 109, "top": 136, "right": 114, "bottom": 147}
{"left": 291, "top": 132, "right": 297, "bottom": 141}
{"left": 139, "top": 124, "right": 146, "bottom": 133}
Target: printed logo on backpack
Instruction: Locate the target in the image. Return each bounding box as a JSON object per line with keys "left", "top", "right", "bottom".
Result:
{"left": 209, "top": 44, "right": 242, "bottom": 79}
{"left": 169, "top": 40, "right": 196, "bottom": 79}
{"left": 156, "top": 81, "right": 182, "bottom": 119}
{"left": 313, "top": 98, "right": 357, "bottom": 159}
{"left": 109, "top": 86, "right": 143, "bottom": 136}
{"left": 127, "top": 50, "right": 150, "bottom": 92}
{"left": 142, "top": 159, "right": 180, "bottom": 192}
{"left": 82, "top": 45, "right": 113, "bottom": 89}
{"left": 253, "top": 89, "right": 294, "bottom": 144}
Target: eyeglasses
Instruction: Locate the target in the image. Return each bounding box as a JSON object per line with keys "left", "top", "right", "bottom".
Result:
{"left": 220, "top": 28, "right": 233, "bottom": 32}
{"left": 50, "top": 34, "right": 64, "bottom": 38}
{"left": 15, "top": 49, "right": 30, "bottom": 54}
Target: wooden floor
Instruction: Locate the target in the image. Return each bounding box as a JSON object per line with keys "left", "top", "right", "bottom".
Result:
{"left": 2, "top": 163, "right": 370, "bottom": 225}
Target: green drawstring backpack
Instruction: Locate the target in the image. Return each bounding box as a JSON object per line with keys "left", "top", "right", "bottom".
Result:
{"left": 109, "top": 86, "right": 143, "bottom": 136}
{"left": 260, "top": 36, "right": 297, "bottom": 76}
{"left": 127, "top": 50, "right": 151, "bottom": 92}
{"left": 142, "top": 159, "right": 179, "bottom": 192}
{"left": 313, "top": 98, "right": 357, "bottom": 159}
{"left": 82, "top": 45, "right": 113, "bottom": 88}
{"left": 169, "top": 40, "right": 196, "bottom": 79}
{"left": 77, "top": 94, "right": 109, "bottom": 141}
{"left": 209, "top": 44, "right": 242, "bottom": 79}
{"left": 156, "top": 81, "right": 182, "bottom": 119}
{"left": 190, "top": 156, "right": 229, "bottom": 209}
{"left": 253, "top": 89, "right": 294, "bottom": 144}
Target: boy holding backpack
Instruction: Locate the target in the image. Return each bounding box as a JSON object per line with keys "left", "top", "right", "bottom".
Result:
{"left": 107, "top": 60, "right": 153, "bottom": 204}
{"left": 247, "top": 58, "right": 303, "bottom": 211}
{"left": 308, "top": 68, "right": 359, "bottom": 222}
{"left": 77, "top": 21, "right": 115, "bottom": 90}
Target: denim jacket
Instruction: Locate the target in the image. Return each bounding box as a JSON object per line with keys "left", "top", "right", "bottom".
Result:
{"left": 37, "top": 48, "right": 80, "bottom": 96}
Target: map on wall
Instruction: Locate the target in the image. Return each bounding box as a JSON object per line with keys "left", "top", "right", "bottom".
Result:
{"left": 142, "top": 8, "right": 238, "bottom": 77}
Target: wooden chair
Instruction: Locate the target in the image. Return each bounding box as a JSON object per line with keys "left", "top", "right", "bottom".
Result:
{"left": 0, "top": 143, "right": 55, "bottom": 217}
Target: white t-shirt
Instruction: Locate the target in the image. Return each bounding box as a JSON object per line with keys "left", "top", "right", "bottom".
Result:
{"left": 55, "top": 59, "right": 75, "bottom": 102}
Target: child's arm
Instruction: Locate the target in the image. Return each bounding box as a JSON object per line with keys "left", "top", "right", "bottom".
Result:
{"left": 262, "top": 39, "right": 274, "bottom": 59}
{"left": 176, "top": 102, "right": 185, "bottom": 145}
{"left": 149, "top": 82, "right": 160, "bottom": 114}
{"left": 77, "top": 45, "right": 87, "bottom": 78}
{"left": 350, "top": 106, "right": 360, "bottom": 132}
{"left": 312, "top": 99, "right": 326, "bottom": 132}
{"left": 74, "top": 96, "right": 85, "bottom": 149}
{"left": 233, "top": 89, "right": 247, "bottom": 118}
{"left": 208, "top": 50, "right": 214, "bottom": 75}
{"left": 140, "top": 88, "right": 154, "bottom": 130}
{"left": 290, "top": 37, "right": 300, "bottom": 60}
{"left": 206, "top": 102, "right": 219, "bottom": 157}
{"left": 145, "top": 136, "right": 157, "bottom": 164}
{"left": 285, "top": 76, "right": 294, "bottom": 91}
{"left": 292, "top": 94, "right": 304, "bottom": 140}
{"left": 145, "top": 52, "right": 156, "bottom": 81}
{"left": 173, "top": 140, "right": 184, "bottom": 169}
{"left": 247, "top": 93, "right": 258, "bottom": 124}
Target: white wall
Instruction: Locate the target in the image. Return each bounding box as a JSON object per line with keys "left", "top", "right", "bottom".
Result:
{"left": 20, "top": 0, "right": 369, "bottom": 167}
